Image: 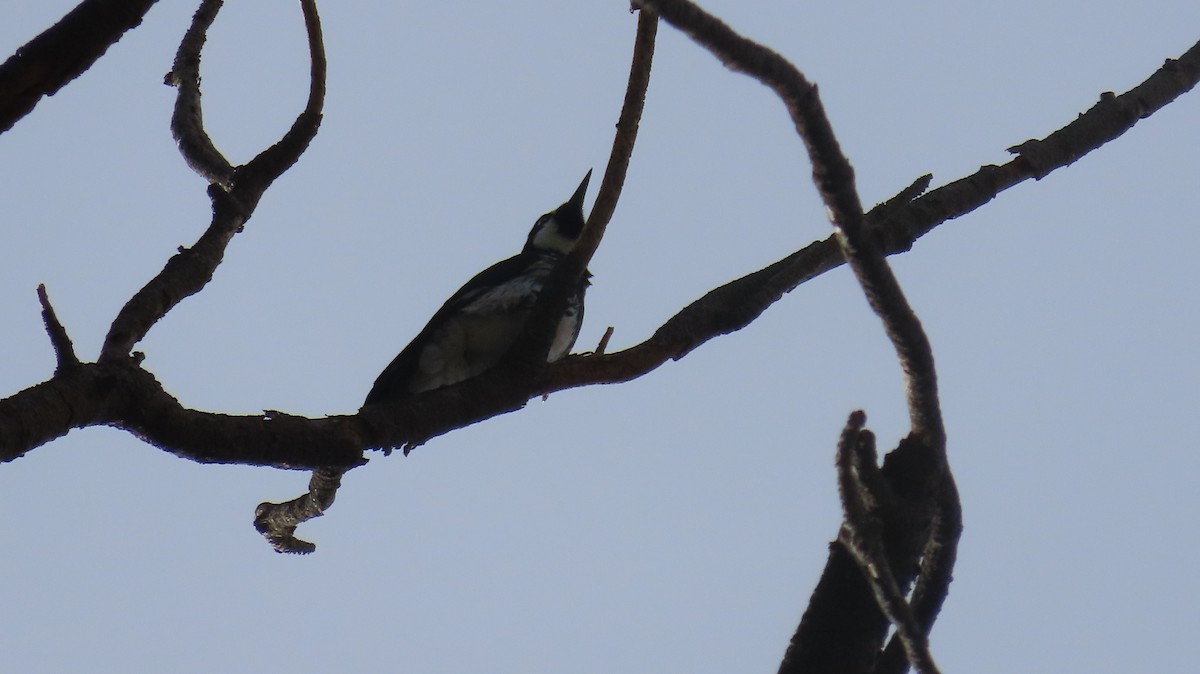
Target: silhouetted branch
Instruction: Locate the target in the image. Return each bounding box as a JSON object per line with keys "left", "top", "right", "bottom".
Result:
{"left": 166, "top": 0, "right": 235, "bottom": 188}
{"left": 36, "top": 284, "right": 80, "bottom": 373}
{"left": 235, "top": 0, "right": 326, "bottom": 198}
{"left": 0, "top": 360, "right": 366, "bottom": 465}
{"left": 0, "top": 0, "right": 160, "bottom": 134}
{"left": 836, "top": 413, "right": 941, "bottom": 674}
{"left": 515, "top": 8, "right": 657, "bottom": 370}
{"left": 821, "top": 32, "right": 953, "bottom": 669}
{"left": 575, "top": 7, "right": 658, "bottom": 267}
{"left": 632, "top": 0, "right": 864, "bottom": 234}
{"left": 877, "top": 475, "right": 962, "bottom": 674}
{"left": 99, "top": 188, "right": 245, "bottom": 362}
{"left": 100, "top": 0, "right": 326, "bottom": 362}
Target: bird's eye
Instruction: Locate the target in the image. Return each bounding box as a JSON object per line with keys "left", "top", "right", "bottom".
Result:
{"left": 535, "top": 213, "right": 553, "bottom": 228}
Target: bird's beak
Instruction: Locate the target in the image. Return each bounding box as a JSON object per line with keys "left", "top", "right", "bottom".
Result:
{"left": 566, "top": 169, "right": 592, "bottom": 215}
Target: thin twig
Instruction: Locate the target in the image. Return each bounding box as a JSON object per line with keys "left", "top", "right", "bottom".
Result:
{"left": 36, "top": 284, "right": 79, "bottom": 372}
{"left": 595, "top": 326, "right": 615, "bottom": 356}
{"left": 166, "top": 0, "right": 235, "bottom": 188}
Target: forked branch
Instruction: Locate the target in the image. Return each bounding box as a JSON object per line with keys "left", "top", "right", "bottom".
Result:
{"left": 100, "top": 0, "right": 326, "bottom": 363}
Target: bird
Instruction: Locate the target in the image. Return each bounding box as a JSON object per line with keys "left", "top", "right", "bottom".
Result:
{"left": 363, "top": 170, "right": 593, "bottom": 406}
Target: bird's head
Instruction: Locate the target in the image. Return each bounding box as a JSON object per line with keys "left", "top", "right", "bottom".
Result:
{"left": 523, "top": 169, "right": 592, "bottom": 254}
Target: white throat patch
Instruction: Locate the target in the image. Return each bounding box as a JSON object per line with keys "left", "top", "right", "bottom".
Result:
{"left": 530, "top": 217, "right": 577, "bottom": 254}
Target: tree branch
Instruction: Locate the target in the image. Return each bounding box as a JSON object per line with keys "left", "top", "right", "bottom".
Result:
{"left": 36, "top": 284, "right": 80, "bottom": 373}
{"left": 835, "top": 413, "right": 941, "bottom": 674}
{"left": 165, "top": 0, "right": 235, "bottom": 187}
{"left": 513, "top": 7, "right": 657, "bottom": 370}
{"left": 575, "top": 7, "right": 658, "bottom": 268}
{"left": 631, "top": 0, "right": 864, "bottom": 234}
{"left": 234, "top": 0, "right": 326, "bottom": 199}
{"left": 876, "top": 475, "right": 962, "bottom": 674}
{"left": 0, "top": 0, "right": 161, "bottom": 134}
{"left": 100, "top": 0, "right": 326, "bottom": 362}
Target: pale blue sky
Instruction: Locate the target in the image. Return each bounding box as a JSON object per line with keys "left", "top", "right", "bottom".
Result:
{"left": 3, "top": 2, "right": 1199, "bottom": 673}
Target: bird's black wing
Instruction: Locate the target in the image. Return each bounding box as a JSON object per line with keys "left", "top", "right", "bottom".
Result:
{"left": 362, "top": 252, "right": 537, "bottom": 406}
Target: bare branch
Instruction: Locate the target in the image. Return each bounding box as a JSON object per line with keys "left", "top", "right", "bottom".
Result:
{"left": 877, "top": 475, "right": 962, "bottom": 674}
{"left": 573, "top": 7, "right": 658, "bottom": 268}
{"left": 834, "top": 174, "right": 945, "bottom": 446}
{"left": 632, "top": 0, "right": 864, "bottom": 238}
{"left": 514, "top": 8, "right": 657, "bottom": 370}
{"left": 100, "top": 0, "right": 327, "bottom": 362}
{"left": 1, "top": 360, "right": 367, "bottom": 466}
{"left": 835, "top": 413, "right": 941, "bottom": 674}
{"left": 234, "top": 0, "right": 326, "bottom": 199}
{"left": 36, "top": 284, "right": 80, "bottom": 373}
{"left": 0, "top": 0, "right": 160, "bottom": 134}
{"left": 254, "top": 467, "right": 342, "bottom": 554}
{"left": 899, "top": 39, "right": 1200, "bottom": 246}
{"left": 549, "top": 37, "right": 1200, "bottom": 399}
{"left": 99, "top": 186, "right": 246, "bottom": 362}
{"left": 166, "top": 0, "right": 235, "bottom": 188}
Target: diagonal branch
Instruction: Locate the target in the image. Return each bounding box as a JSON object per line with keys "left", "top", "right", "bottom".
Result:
{"left": 574, "top": 7, "right": 658, "bottom": 268}
{"left": 514, "top": 7, "right": 658, "bottom": 369}
{"left": 99, "top": 186, "right": 247, "bottom": 362}
{"left": 632, "top": 0, "right": 865, "bottom": 238}
{"left": 547, "top": 36, "right": 1200, "bottom": 395}
{"left": 0, "top": 0, "right": 161, "bottom": 134}
{"left": 36, "top": 284, "right": 80, "bottom": 373}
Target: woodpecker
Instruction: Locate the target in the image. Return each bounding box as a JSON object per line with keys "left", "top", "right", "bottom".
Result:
{"left": 363, "top": 170, "right": 593, "bottom": 405}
